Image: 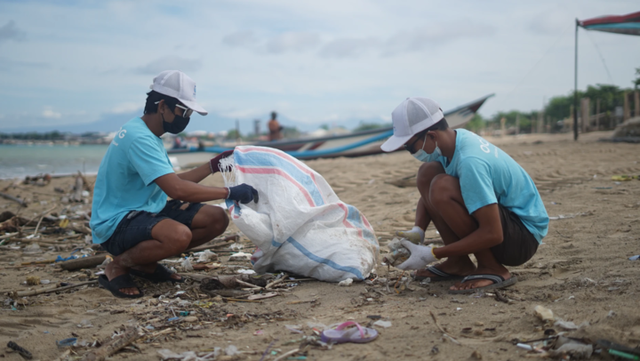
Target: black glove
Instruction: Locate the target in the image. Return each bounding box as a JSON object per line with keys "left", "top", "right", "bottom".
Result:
{"left": 209, "top": 149, "right": 234, "bottom": 174}
{"left": 227, "top": 184, "right": 259, "bottom": 204}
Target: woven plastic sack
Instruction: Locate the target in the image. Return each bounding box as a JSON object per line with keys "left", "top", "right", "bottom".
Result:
{"left": 219, "top": 146, "right": 378, "bottom": 282}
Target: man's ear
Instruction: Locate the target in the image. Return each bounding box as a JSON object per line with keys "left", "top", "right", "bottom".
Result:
{"left": 156, "top": 99, "right": 165, "bottom": 113}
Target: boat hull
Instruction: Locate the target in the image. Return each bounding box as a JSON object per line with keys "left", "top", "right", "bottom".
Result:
{"left": 169, "top": 94, "right": 493, "bottom": 164}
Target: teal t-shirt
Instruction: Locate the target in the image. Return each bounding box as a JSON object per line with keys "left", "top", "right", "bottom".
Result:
{"left": 90, "top": 118, "right": 175, "bottom": 244}
{"left": 443, "top": 129, "right": 549, "bottom": 242}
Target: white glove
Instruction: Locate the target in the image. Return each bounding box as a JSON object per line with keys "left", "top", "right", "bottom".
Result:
{"left": 396, "top": 240, "right": 438, "bottom": 270}
{"left": 395, "top": 226, "right": 425, "bottom": 244}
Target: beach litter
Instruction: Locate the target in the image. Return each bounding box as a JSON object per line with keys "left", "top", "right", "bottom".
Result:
{"left": 7, "top": 341, "right": 33, "bottom": 359}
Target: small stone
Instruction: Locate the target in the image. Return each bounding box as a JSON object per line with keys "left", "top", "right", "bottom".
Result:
{"left": 26, "top": 276, "right": 40, "bottom": 285}
{"left": 471, "top": 350, "right": 482, "bottom": 359}
{"left": 182, "top": 316, "right": 198, "bottom": 323}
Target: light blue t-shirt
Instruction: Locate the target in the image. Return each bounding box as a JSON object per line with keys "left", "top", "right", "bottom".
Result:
{"left": 440, "top": 129, "right": 548, "bottom": 242}
{"left": 90, "top": 118, "right": 175, "bottom": 244}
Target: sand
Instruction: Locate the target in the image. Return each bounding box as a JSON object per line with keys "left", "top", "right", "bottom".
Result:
{"left": 0, "top": 130, "right": 639, "bottom": 360}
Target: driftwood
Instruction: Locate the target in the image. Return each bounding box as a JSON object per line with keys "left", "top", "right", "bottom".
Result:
{"left": 10, "top": 280, "right": 97, "bottom": 297}
{"left": 188, "top": 233, "right": 240, "bottom": 252}
{"left": 79, "top": 326, "right": 140, "bottom": 361}
{"left": 0, "top": 192, "right": 28, "bottom": 207}
{"left": 59, "top": 254, "right": 106, "bottom": 271}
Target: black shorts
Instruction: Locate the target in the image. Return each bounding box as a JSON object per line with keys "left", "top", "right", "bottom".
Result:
{"left": 100, "top": 200, "right": 204, "bottom": 256}
{"left": 490, "top": 205, "right": 539, "bottom": 266}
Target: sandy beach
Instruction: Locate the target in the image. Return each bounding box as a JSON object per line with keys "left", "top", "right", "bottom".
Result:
{"left": 1, "top": 130, "right": 639, "bottom": 360}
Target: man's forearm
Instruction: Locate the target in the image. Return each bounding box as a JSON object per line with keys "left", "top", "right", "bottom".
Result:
{"left": 433, "top": 227, "right": 502, "bottom": 259}
{"left": 177, "top": 163, "right": 212, "bottom": 183}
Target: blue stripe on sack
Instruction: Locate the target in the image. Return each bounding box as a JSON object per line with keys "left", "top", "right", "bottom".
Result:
{"left": 345, "top": 205, "right": 378, "bottom": 247}
{"left": 285, "top": 236, "right": 364, "bottom": 280}
{"left": 286, "top": 130, "right": 393, "bottom": 158}
{"left": 235, "top": 150, "right": 325, "bottom": 206}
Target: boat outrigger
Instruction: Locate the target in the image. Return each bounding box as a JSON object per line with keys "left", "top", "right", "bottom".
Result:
{"left": 169, "top": 94, "right": 493, "bottom": 166}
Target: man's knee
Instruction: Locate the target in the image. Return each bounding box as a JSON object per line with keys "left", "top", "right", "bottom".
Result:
{"left": 153, "top": 221, "right": 192, "bottom": 253}
{"left": 417, "top": 162, "right": 445, "bottom": 190}
{"left": 196, "top": 205, "right": 229, "bottom": 235}
{"left": 428, "top": 174, "right": 460, "bottom": 206}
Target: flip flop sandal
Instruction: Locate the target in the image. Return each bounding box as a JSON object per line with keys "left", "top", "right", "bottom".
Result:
{"left": 321, "top": 321, "right": 378, "bottom": 344}
{"left": 130, "top": 264, "right": 184, "bottom": 283}
{"left": 412, "top": 266, "right": 465, "bottom": 282}
{"left": 98, "top": 274, "right": 144, "bottom": 299}
{"left": 448, "top": 274, "right": 518, "bottom": 294}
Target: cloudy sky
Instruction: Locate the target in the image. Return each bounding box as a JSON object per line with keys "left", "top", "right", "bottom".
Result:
{"left": 0, "top": 0, "right": 639, "bottom": 133}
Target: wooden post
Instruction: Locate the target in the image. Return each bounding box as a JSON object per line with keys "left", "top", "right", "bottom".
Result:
{"left": 500, "top": 117, "right": 506, "bottom": 137}
{"left": 635, "top": 91, "right": 640, "bottom": 118}
{"left": 569, "top": 105, "right": 574, "bottom": 132}
{"left": 537, "top": 110, "right": 543, "bottom": 134}
{"left": 623, "top": 92, "right": 630, "bottom": 122}
{"left": 596, "top": 99, "right": 600, "bottom": 131}
{"left": 581, "top": 98, "right": 590, "bottom": 133}
{"left": 515, "top": 114, "right": 520, "bottom": 136}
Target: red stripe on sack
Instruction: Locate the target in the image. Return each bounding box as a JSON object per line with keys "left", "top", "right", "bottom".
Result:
{"left": 236, "top": 166, "right": 315, "bottom": 207}
{"left": 336, "top": 202, "right": 364, "bottom": 239}
{"left": 237, "top": 146, "right": 319, "bottom": 184}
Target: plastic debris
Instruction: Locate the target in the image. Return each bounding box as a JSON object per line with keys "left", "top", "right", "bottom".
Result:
{"left": 629, "top": 255, "right": 640, "bottom": 261}
{"left": 229, "top": 252, "right": 252, "bottom": 261}
{"left": 373, "top": 320, "right": 392, "bottom": 328}
{"left": 237, "top": 269, "right": 256, "bottom": 275}
{"left": 285, "top": 325, "right": 304, "bottom": 334}
{"left": 22, "top": 243, "right": 42, "bottom": 254}
{"left": 338, "top": 278, "right": 353, "bottom": 287}
{"left": 181, "top": 257, "right": 194, "bottom": 272}
{"left": 548, "top": 336, "right": 593, "bottom": 359}
{"left": 534, "top": 305, "right": 554, "bottom": 323}
{"left": 225, "top": 345, "right": 239, "bottom": 356}
{"left": 195, "top": 250, "right": 218, "bottom": 263}
{"left": 7, "top": 341, "right": 32, "bottom": 359}
{"left": 56, "top": 337, "right": 78, "bottom": 348}
{"left": 554, "top": 320, "right": 589, "bottom": 330}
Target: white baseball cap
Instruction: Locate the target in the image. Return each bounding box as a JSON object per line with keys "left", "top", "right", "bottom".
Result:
{"left": 150, "top": 70, "right": 208, "bottom": 115}
{"left": 380, "top": 97, "right": 444, "bottom": 152}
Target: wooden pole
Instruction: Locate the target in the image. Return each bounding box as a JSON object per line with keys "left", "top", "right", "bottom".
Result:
{"left": 596, "top": 99, "right": 600, "bottom": 131}
{"left": 635, "top": 91, "right": 640, "bottom": 118}
{"left": 574, "top": 19, "right": 579, "bottom": 140}
{"left": 581, "top": 98, "right": 590, "bottom": 133}
{"left": 515, "top": 114, "right": 520, "bottom": 136}
{"left": 500, "top": 117, "right": 506, "bottom": 137}
{"left": 623, "top": 92, "right": 630, "bottom": 122}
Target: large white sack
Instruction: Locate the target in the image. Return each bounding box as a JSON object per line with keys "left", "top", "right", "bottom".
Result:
{"left": 220, "top": 146, "right": 378, "bottom": 282}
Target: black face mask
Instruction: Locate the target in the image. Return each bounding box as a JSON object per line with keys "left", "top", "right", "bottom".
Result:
{"left": 162, "top": 113, "right": 190, "bottom": 134}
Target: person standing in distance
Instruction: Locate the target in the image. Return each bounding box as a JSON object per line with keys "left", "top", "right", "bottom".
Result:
{"left": 381, "top": 97, "right": 548, "bottom": 293}
{"left": 91, "top": 70, "right": 258, "bottom": 298}
{"left": 268, "top": 111, "right": 283, "bottom": 141}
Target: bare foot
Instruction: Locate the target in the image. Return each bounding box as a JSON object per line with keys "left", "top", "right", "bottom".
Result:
{"left": 104, "top": 261, "right": 140, "bottom": 296}
{"left": 449, "top": 265, "right": 511, "bottom": 292}
{"left": 131, "top": 263, "right": 182, "bottom": 281}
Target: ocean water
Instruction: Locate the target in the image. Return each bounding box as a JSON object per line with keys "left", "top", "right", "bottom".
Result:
{"left": 0, "top": 144, "right": 109, "bottom": 179}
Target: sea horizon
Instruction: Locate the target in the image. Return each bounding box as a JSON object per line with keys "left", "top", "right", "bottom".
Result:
{"left": 0, "top": 144, "right": 109, "bottom": 179}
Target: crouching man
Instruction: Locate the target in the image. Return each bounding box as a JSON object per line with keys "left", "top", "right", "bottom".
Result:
{"left": 90, "top": 70, "right": 257, "bottom": 298}
{"left": 381, "top": 97, "right": 548, "bottom": 293}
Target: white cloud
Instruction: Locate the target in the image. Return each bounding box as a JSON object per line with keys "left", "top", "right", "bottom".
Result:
{"left": 42, "top": 108, "right": 61, "bottom": 119}
{"left": 265, "top": 32, "right": 320, "bottom": 54}
{"left": 223, "top": 30, "right": 259, "bottom": 47}
{"left": 319, "top": 37, "right": 378, "bottom": 58}
{"left": 135, "top": 56, "right": 202, "bottom": 75}
{"left": 111, "top": 102, "right": 141, "bottom": 114}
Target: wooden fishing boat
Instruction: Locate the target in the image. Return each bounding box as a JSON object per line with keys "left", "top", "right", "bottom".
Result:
{"left": 169, "top": 94, "right": 493, "bottom": 166}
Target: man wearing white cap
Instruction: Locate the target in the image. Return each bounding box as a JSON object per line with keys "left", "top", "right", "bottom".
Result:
{"left": 381, "top": 97, "right": 548, "bottom": 293}
{"left": 91, "top": 70, "right": 258, "bottom": 298}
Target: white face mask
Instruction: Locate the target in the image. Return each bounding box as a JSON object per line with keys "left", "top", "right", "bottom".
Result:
{"left": 412, "top": 134, "right": 442, "bottom": 163}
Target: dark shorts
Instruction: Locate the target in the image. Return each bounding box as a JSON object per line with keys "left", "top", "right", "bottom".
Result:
{"left": 490, "top": 205, "right": 539, "bottom": 266}
{"left": 101, "top": 200, "right": 204, "bottom": 256}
